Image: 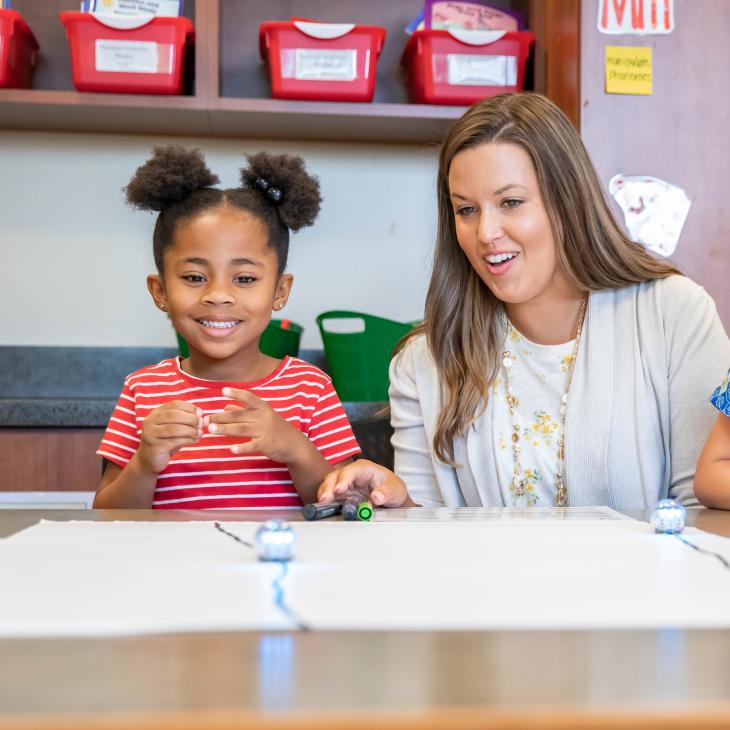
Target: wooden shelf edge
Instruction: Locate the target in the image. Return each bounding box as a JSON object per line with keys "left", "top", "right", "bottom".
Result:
{"left": 0, "top": 89, "right": 464, "bottom": 143}
{"left": 0, "top": 89, "right": 209, "bottom": 137}
{"left": 208, "top": 97, "right": 465, "bottom": 143}
{"left": 211, "top": 96, "right": 467, "bottom": 121}
{"left": 0, "top": 88, "right": 205, "bottom": 109}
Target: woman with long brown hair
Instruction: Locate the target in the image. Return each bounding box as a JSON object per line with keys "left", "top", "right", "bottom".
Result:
{"left": 319, "top": 92, "right": 730, "bottom": 510}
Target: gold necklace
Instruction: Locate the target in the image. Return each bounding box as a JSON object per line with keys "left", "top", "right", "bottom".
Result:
{"left": 500, "top": 295, "right": 588, "bottom": 507}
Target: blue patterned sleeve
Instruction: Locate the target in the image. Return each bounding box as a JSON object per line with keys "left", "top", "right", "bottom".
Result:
{"left": 710, "top": 369, "right": 730, "bottom": 416}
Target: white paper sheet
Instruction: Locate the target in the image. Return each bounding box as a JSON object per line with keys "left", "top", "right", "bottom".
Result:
{"left": 1, "top": 513, "right": 729, "bottom": 636}
{"left": 609, "top": 174, "right": 691, "bottom": 257}
{"left": 376, "top": 506, "right": 627, "bottom": 521}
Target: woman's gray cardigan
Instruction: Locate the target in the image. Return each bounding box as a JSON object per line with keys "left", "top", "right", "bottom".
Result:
{"left": 389, "top": 276, "right": 730, "bottom": 509}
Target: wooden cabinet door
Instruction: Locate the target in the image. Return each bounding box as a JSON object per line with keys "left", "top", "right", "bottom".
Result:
{"left": 0, "top": 429, "right": 103, "bottom": 491}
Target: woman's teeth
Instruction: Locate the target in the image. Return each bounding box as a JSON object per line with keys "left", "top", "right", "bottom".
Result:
{"left": 486, "top": 253, "right": 517, "bottom": 264}
{"left": 199, "top": 320, "right": 239, "bottom": 329}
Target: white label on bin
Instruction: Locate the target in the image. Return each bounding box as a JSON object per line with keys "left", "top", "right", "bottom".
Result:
{"left": 95, "top": 39, "right": 173, "bottom": 74}
{"left": 281, "top": 48, "right": 357, "bottom": 81}
{"left": 446, "top": 54, "right": 517, "bottom": 86}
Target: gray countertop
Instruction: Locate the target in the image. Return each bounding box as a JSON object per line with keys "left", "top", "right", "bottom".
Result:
{"left": 0, "top": 347, "right": 389, "bottom": 428}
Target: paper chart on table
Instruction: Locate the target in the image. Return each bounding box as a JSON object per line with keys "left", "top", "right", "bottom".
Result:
{"left": 1, "top": 512, "right": 728, "bottom": 636}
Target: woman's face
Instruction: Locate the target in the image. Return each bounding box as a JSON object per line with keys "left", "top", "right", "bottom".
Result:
{"left": 448, "top": 142, "right": 568, "bottom": 307}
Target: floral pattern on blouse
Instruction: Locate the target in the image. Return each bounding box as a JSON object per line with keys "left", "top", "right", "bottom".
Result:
{"left": 560, "top": 353, "right": 575, "bottom": 373}
{"left": 508, "top": 467, "right": 543, "bottom": 507}
{"left": 497, "top": 323, "right": 574, "bottom": 508}
{"left": 525, "top": 410, "right": 559, "bottom": 447}
{"left": 710, "top": 369, "right": 730, "bottom": 416}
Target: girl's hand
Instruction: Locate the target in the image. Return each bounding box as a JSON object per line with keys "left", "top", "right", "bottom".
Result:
{"left": 317, "top": 459, "right": 415, "bottom": 508}
{"left": 135, "top": 400, "right": 204, "bottom": 475}
{"left": 207, "top": 387, "right": 307, "bottom": 464}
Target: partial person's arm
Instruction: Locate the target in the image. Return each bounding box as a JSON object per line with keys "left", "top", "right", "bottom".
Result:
{"left": 663, "top": 278, "right": 730, "bottom": 503}
{"left": 94, "top": 458, "right": 158, "bottom": 508}
{"left": 695, "top": 414, "right": 730, "bottom": 508}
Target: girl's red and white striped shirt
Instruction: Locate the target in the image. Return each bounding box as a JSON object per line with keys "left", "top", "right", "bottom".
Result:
{"left": 97, "top": 356, "right": 361, "bottom": 510}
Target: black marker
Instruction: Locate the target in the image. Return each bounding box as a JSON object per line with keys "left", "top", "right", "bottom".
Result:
{"left": 303, "top": 501, "right": 343, "bottom": 521}
{"left": 341, "top": 500, "right": 358, "bottom": 521}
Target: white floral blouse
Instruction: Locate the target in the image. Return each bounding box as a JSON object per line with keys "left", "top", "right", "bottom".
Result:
{"left": 491, "top": 323, "right": 576, "bottom": 507}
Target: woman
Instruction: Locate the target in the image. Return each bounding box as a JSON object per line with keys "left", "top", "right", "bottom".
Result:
{"left": 319, "top": 92, "right": 730, "bottom": 510}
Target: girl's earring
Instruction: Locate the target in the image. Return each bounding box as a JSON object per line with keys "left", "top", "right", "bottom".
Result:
{"left": 159, "top": 302, "right": 168, "bottom": 312}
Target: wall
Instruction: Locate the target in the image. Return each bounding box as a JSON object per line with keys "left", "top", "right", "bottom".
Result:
{"left": 0, "top": 132, "right": 438, "bottom": 349}
{"left": 580, "top": 0, "right": 730, "bottom": 327}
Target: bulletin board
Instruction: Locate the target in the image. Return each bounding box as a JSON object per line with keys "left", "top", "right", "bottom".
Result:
{"left": 580, "top": 0, "right": 730, "bottom": 327}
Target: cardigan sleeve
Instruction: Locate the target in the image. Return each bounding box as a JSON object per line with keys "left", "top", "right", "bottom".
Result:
{"left": 659, "top": 276, "right": 730, "bottom": 503}
{"left": 389, "top": 338, "right": 445, "bottom": 508}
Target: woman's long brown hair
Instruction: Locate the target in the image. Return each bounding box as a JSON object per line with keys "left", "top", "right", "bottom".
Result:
{"left": 405, "top": 92, "right": 680, "bottom": 465}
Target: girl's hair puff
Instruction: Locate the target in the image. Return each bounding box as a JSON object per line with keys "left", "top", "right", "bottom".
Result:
{"left": 241, "top": 151, "right": 322, "bottom": 232}
{"left": 125, "top": 145, "right": 321, "bottom": 275}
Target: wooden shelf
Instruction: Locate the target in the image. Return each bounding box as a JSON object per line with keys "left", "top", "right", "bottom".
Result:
{"left": 0, "top": 88, "right": 208, "bottom": 136}
{"left": 0, "top": 88, "right": 466, "bottom": 142}
{"left": 0, "top": 0, "right": 579, "bottom": 143}
{"left": 208, "top": 98, "right": 466, "bottom": 143}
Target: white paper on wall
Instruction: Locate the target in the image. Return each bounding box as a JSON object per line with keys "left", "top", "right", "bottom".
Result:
{"left": 609, "top": 174, "right": 691, "bottom": 257}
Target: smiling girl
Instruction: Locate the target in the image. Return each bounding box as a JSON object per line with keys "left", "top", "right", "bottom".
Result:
{"left": 94, "top": 146, "right": 360, "bottom": 509}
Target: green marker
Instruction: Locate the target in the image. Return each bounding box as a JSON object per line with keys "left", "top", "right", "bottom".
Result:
{"left": 356, "top": 500, "right": 373, "bottom": 521}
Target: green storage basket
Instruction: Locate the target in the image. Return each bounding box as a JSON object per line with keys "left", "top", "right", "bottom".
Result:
{"left": 316, "top": 310, "right": 414, "bottom": 402}
{"left": 176, "top": 330, "right": 190, "bottom": 358}
{"left": 259, "top": 318, "right": 303, "bottom": 358}
{"left": 175, "top": 319, "right": 303, "bottom": 360}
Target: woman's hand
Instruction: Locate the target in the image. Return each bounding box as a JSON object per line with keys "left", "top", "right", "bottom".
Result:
{"left": 317, "top": 459, "right": 416, "bottom": 508}
{"left": 136, "top": 400, "right": 204, "bottom": 475}
{"left": 207, "top": 387, "right": 308, "bottom": 464}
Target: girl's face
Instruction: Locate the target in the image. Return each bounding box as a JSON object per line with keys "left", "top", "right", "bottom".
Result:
{"left": 148, "top": 205, "right": 291, "bottom": 367}
{"left": 448, "top": 142, "right": 569, "bottom": 308}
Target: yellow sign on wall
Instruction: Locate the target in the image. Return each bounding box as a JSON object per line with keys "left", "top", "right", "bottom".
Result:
{"left": 605, "top": 46, "right": 652, "bottom": 95}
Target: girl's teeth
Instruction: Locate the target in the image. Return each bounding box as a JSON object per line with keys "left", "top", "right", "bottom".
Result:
{"left": 487, "top": 253, "right": 517, "bottom": 264}
{"left": 200, "top": 320, "right": 238, "bottom": 329}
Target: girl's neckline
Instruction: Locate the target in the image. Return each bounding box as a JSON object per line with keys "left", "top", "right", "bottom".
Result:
{"left": 173, "top": 355, "right": 291, "bottom": 388}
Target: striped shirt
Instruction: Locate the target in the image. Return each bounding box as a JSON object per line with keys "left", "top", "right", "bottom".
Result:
{"left": 97, "top": 356, "right": 361, "bottom": 510}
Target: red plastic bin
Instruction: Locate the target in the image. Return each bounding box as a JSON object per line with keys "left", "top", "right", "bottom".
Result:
{"left": 0, "top": 9, "right": 39, "bottom": 89}
{"left": 259, "top": 20, "right": 386, "bottom": 102}
{"left": 402, "top": 29, "right": 534, "bottom": 106}
{"left": 59, "top": 11, "right": 193, "bottom": 95}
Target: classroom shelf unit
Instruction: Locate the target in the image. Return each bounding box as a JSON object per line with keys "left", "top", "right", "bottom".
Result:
{"left": 0, "top": 0, "right": 579, "bottom": 143}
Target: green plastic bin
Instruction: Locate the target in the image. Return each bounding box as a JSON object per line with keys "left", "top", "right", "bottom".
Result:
{"left": 316, "top": 311, "right": 414, "bottom": 402}
{"left": 175, "top": 319, "right": 303, "bottom": 360}
{"left": 259, "top": 318, "right": 303, "bottom": 358}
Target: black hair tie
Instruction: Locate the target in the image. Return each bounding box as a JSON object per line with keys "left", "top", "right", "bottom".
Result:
{"left": 255, "top": 176, "right": 283, "bottom": 205}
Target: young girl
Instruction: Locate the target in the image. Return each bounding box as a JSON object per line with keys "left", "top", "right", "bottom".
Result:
{"left": 695, "top": 372, "right": 730, "bottom": 508}
{"left": 95, "top": 146, "right": 361, "bottom": 510}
